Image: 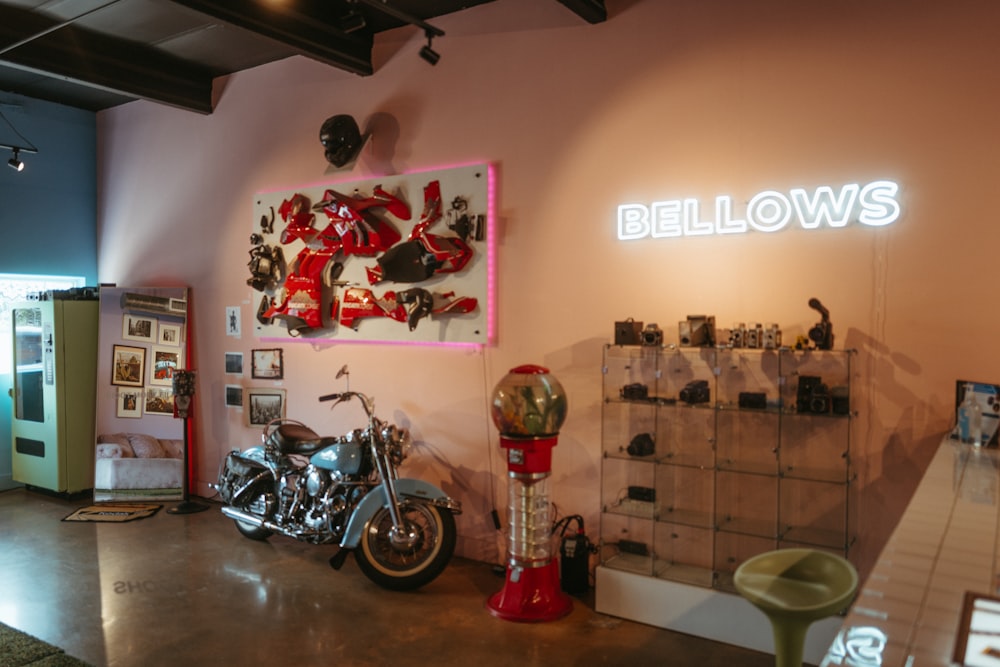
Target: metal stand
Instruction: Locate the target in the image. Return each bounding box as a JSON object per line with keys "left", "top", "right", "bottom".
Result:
{"left": 167, "top": 415, "right": 208, "bottom": 514}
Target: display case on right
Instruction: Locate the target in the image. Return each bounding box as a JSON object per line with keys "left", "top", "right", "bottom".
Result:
{"left": 600, "top": 343, "right": 857, "bottom": 594}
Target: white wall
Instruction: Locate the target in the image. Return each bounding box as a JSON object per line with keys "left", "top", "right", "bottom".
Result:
{"left": 95, "top": 0, "right": 1000, "bottom": 573}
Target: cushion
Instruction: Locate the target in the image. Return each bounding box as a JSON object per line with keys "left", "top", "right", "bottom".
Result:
{"left": 97, "top": 433, "right": 132, "bottom": 449}
{"left": 127, "top": 433, "right": 166, "bottom": 459}
{"left": 160, "top": 439, "right": 184, "bottom": 459}
{"left": 96, "top": 443, "right": 132, "bottom": 459}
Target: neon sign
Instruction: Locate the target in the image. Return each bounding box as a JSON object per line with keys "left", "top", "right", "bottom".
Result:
{"left": 617, "top": 180, "right": 900, "bottom": 240}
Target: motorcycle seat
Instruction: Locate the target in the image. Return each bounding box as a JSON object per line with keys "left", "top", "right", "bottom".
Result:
{"left": 270, "top": 423, "right": 334, "bottom": 455}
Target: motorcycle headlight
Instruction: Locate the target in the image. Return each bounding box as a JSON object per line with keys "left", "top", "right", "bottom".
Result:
{"left": 381, "top": 424, "right": 411, "bottom": 465}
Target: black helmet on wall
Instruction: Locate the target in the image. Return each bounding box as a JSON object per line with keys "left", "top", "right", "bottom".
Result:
{"left": 320, "top": 114, "right": 363, "bottom": 168}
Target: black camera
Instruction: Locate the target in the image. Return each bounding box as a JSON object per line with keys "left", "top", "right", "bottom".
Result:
{"left": 679, "top": 379, "right": 710, "bottom": 404}
{"left": 620, "top": 383, "right": 648, "bottom": 401}
{"left": 797, "top": 375, "right": 831, "bottom": 414}
{"left": 641, "top": 323, "right": 663, "bottom": 347}
{"left": 807, "top": 298, "right": 834, "bottom": 350}
{"left": 626, "top": 433, "right": 655, "bottom": 457}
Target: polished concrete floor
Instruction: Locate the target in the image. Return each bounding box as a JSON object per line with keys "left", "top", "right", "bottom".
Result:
{"left": 0, "top": 487, "right": 777, "bottom": 667}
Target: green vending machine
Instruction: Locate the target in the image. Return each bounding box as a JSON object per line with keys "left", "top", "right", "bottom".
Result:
{"left": 11, "top": 290, "right": 98, "bottom": 494}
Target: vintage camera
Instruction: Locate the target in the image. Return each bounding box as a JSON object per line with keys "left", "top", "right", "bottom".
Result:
{"left": 729, "top": 323, "right": 746, "bottom": 348}
{"left": 807, "top": 298, "right": 834, "bottom": 350}
{"left": 614, "top": 318, "right": 643, "bottom": 346}
{"left": 762, "top": 323, "right": 782, "bottom": 349}
{"left": 641, "top": 323, "right": 663, "bottom": 347}
{"left": 620, "top": 383, "right": 649, "bottom": 401}
{"left": 797, "top": 375, "right": 831, "bottom": 414}
{"left": 679, "top": 379, "right": 711, "bottom": 404}
{"left": 738, "top": 391, "right": 767, "bottom": 410}
{"left": 679, "top": 315, "right": 716, "bottom": 347}
{"left": 626, "top": 432, "right": 655, "bottom": 457}
{"left": 831, "top": 385, "right": 850, "bottom": 415}
{"left": 746, "top": 323, "right": 762, "bottom": 349}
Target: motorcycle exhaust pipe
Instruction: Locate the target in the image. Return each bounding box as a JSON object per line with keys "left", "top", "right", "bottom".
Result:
{"left": 221, "top": 505, "right": 285, "bottom": 533}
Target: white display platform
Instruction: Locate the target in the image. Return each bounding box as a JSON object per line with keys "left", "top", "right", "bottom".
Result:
{"left": 595, "top": 565, "right": 844, "bottom": 665}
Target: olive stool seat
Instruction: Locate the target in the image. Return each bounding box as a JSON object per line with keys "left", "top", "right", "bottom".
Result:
{"left": 733, "top": 548, "right": 858, "bottom": 667}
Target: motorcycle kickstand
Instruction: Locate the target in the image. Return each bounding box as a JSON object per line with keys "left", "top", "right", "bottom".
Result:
{"left": 329, "top": 548, "right": 351, "bottom": 570}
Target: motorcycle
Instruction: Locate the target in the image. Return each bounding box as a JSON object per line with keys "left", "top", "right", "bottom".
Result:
{"left": 214, "top": 368, "right": 462, "bottom": 591}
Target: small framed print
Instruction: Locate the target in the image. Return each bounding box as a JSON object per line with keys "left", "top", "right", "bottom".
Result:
{"left": 149, "top": 346, "right": 182, "bottom": 386}
{"left": 251, "top": 348, "right": 284, "bottom": 380}
{"left": 245, "top": 388, "right": 286, "bottom": 427}
{"left": 144, "top": 386, "right": 174, "bottom": 416}
{"left": 158, "top": 322, "right": 182, "bottom": 346}
{"left": 225, "top": 352, "right": 244, "bottom": 375}
{"left": 112, "top": 345, "right": 146, "bottom": 387}
{"left": 225, "top": 385, "right": 244, "bottom": 407}
{"left": 122, "top": 314, "right": 156, "bottom": 342}
{"left": 116, "top": 387, "right": 142, "bottom": 418}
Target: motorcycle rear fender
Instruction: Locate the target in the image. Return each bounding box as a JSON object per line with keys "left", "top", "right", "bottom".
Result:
{"left": 340, "top": 478, "right": 461, "bottom": 549}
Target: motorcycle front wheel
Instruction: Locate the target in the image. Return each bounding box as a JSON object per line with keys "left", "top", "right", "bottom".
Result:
{"left": 354, "top": 500, "right": 456, "bottom": 591}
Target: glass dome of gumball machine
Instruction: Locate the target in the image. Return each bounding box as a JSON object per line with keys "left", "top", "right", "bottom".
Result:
{"left": 487, "top": 364, "right": 572, "bottom": 622}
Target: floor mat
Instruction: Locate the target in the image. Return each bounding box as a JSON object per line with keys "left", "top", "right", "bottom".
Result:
{"left": 62, "top": 503, "right": 162, "bottom": 523}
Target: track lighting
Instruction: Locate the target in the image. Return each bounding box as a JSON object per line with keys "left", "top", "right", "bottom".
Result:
{"left": 8, "top": 148, "right": 23, "bottom": 172}
{"left": 353, "top": 0, "right": 445, "bottom": 66}
{"left": 419, "top": 32, "right": 440, "bottom": 66}
{"left": 0, "top": 106, "right": 37, "bottom": 174}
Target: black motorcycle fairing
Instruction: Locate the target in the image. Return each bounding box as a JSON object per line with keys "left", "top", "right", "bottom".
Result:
{"left": 374, "top": 241, "right": 439, "bottom": 283}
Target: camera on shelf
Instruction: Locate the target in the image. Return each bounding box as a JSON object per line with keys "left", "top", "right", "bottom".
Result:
{"left": 614, "top": 318, "right": 643, "bottom": 346}
{"left": 679, "top": 379, "right": 711, "bottom": 405}
{"left": 620, "top": 383, "right": 649, "bottom": 401}
{"left": 626, "top": 432, "right": 655, "bottom": 457}
{"left": 641, "top": 323, "right": 663, "bottom": 347}
{"left": 797, "top": 375, "right": 831, "bottom": 414}
{"left": 738, "top": 392, "right": 767, "bottom": 410}
{"left": 730, "top": 322, "right": 782, "bottom": 349}
{"left": 807, "top": 298, "right": 834, "bottom": 350}
{"left": 679, "top": 315, "right": 716, "bottom": 347}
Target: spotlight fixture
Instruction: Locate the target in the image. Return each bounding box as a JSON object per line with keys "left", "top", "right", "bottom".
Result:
{"left": 8, "top": 148, "right": 23, "bottom": 172}
{"left": 353, "top": 0, "right": 445, "bottom": 65}
{"left": 0, "top": 106, "right": 38, "bottom": 174}
{"left": 420, "top": 32, "right": 440, "bottom": 66}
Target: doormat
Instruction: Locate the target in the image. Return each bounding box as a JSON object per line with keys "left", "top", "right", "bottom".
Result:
{"left": 62, "top": 503, "right": 163, "bottom": 523}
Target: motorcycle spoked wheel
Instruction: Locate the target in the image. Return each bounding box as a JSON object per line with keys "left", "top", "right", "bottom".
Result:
{"left": 354, "top": 500, "right": 456, "bottom": 591}
{"left": 233, "top": 492, "right": 274, "bottom": 541}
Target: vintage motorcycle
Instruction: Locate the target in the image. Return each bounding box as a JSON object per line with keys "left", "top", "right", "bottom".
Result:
{"left": 214, "top": 369, "right": 461, "bottom": 590}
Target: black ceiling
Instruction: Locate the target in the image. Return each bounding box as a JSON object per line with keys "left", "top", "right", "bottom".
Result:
{"left": 0, "top": 0, "right": 606, "bottom": 114}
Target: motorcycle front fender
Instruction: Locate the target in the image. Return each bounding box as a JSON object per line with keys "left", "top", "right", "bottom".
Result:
{"left": 340, "top": 478, "right": 460, "bottom": 549}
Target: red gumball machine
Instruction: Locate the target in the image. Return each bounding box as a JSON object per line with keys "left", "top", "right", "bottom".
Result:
{"left": 487, "top": 364, "right": 572, "bottom": 622}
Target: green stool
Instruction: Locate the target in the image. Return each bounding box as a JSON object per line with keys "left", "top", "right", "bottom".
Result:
{"left": 733, "top": 548, "right": 858, "bottom": 667}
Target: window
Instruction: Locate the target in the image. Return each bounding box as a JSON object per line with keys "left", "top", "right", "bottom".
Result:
{"left": 0, "top": 274, "right": 85, "bottom": 375}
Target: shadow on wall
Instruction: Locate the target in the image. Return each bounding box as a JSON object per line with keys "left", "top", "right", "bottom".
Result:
{"left": 843, "top": 326, "right": 949, "bottom": 576}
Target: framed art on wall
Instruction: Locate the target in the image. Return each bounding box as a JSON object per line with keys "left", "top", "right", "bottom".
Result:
{"left": 116, "top": 387, "right": 142, "bottom": 418}
{"left": 149, "top": 346, "right": 182, "bottom": 386}
{"left": 245, "top": 388, "right": 286, "bottom": 427}
{"left": 111, "top": 345, "right": 145, "bottom": 387}
{"left": 144, "top": 386, "right": 174, "bottom": 416}
{"left": 251, "top": 348, "right": 283, "bottom": 379}
{"left": 158, "top": 322, "right": 182, "bottom": 346}
{"left": 122, "top": 314, "right": 156, "bottom": 342}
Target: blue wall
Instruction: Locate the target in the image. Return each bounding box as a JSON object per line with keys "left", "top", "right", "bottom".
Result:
{"left": 0, "top": 94, "right": 97, "bottom": 489}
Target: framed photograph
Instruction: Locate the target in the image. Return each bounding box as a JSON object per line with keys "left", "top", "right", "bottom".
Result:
{"left": 225, "top": 352, "right": 244, "bottom": 375}
{"left": 245, "top": 388, "right": 286, "bottom": 427}
{"left": 144, "top": 386, "right": 174, "bottom": 416}
{"left": 116, "top": 387, "right": 142, "bottom": 418}
{"left": 251, "top": 348, "right": 284, "bottom": 380}
{"left": 158, "top": 322, "right": 182, "bottom": 347}
{"left": 149, "top": 346, "right": 182, "bottom": 386}
{"left": 122, "top": 314, "right": 156, "bottom": 342}
{"left": 225, "top": 385, "right": 243, "bottom": 407}
{"left": 111, "top": 345, "right": 146, "bottom": 387}
{"left": 953, "top": 591, "right": 1000, "bottom": 666}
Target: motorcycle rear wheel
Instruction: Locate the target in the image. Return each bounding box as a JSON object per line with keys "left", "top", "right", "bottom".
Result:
{"left": 354, "top": 501, "right": 456, "bottom": 591}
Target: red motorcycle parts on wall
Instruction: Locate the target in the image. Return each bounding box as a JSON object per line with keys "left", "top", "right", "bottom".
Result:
{"left": 248, "top": 164, "right": 490, "bottom": 344}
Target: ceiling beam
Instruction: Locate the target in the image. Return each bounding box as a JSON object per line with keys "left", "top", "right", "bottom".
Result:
{"left": 0, "top": 4, "right": 215, "bottom": 113}
{"left": 556, "top": 0, "right": 607, "bottom": 24}
{"left": 167, "top": 0, "right": 374, "bottom": 76}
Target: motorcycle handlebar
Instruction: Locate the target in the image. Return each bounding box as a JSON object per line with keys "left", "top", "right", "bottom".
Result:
{"left": 319, "top": 393, "right": 341, "bottom": 402}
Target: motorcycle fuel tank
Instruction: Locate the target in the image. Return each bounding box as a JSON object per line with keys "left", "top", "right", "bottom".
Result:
{"left": 310, "top": 441, "right": 363, "bottom": 475}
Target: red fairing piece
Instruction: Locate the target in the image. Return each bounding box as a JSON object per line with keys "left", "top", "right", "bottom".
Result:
{"left": 365, "top": 180, "right": 473, "bottom": 284}
{"left": 278, "top": 194, "right": 319, "bottom": 245}
{"left": 311, "top": 185, "right": 408, "bottom": 257}
{"left": 338, "top": 286, "right": 478, "bottom": 332}
{"left": 260, "top": 248, "right": 340, "bottom": 334}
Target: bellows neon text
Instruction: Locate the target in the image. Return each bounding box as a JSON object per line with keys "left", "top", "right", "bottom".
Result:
{"left": 617, "top": 180, "right": 900, "bottom": 240}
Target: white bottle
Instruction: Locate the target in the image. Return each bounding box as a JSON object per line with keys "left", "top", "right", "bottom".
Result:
{"left": 958, "top": 383, "right": 983, "bottom": 446}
